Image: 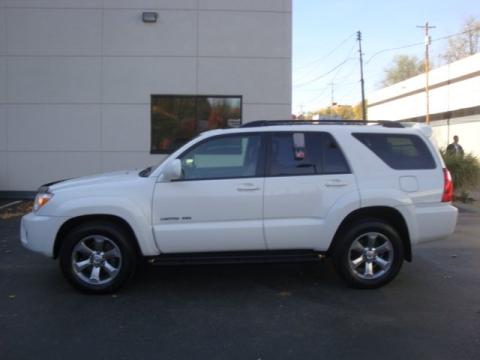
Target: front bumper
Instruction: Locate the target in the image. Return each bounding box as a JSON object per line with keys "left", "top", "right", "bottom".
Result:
{"left": 20, "top": 213, "right": 66, "bottom": 257}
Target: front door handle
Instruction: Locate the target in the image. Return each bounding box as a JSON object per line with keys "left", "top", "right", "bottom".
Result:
{"left": 325, "top": 179, "right": 348, "bottom": 187}
{"left": 237, "top": 183, "right": 260, "bottom": 191}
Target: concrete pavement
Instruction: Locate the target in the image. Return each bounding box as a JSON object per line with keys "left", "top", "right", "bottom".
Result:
{"left": 1, "top": 207, "right": 479, "bottom": 359}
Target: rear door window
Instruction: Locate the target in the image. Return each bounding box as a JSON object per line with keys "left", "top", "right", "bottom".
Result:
{"left": 268, "top": 132, "right": 350, "bottom": 176}
{"left": 322, "top": 132, "right": 350, "bottom": 174}
{"left": 352, "top": 133, "right": 436, "bottom": 170}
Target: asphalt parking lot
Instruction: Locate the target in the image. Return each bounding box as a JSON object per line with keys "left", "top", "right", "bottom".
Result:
{"left": 1, "top": 202, "right": 479, "bottom": 360}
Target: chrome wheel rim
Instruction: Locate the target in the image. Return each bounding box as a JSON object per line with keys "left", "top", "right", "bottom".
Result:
{"left": 71, "top": 235, "right": 122, "bottom": 286}
{"left": 348, "top": 232, "right": 394, "bottom": 280}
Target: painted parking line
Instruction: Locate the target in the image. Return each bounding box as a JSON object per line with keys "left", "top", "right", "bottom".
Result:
{"left": 0, "top": 201, "right": 23, "bottom": 211}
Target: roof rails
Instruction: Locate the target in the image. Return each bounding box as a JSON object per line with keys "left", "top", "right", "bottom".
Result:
{"left": 240, "top": 119, "right": 404, "bottom": 128}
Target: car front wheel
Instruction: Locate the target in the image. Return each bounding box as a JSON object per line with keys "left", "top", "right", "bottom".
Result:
{"left": 59, "top": 222, "right": 136, "bottom": 294}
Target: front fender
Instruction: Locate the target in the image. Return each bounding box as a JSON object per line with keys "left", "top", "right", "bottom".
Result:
{"left": 46, "top": 197, "right": 159, "bottom": 256}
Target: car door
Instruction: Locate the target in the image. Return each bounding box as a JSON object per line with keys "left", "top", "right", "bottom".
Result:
{"left": 152, "top": 133, "right": 267, "bottom": 253}
{"left": 263, "top": 131, "right": 358, "bottom": 250}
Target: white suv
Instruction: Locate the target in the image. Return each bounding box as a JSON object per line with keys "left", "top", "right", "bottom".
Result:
{"left": 21, "top": 120, "right": 458, "bottom": 293}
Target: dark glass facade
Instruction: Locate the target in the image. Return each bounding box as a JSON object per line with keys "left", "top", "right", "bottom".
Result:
{"left": 151, "top": 95, "right": 242, "bottom": 153}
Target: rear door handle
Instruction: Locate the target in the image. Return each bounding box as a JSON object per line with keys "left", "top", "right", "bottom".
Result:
{"left": 325, "top": 179, "right": 348, "bottom": 187}
{"left": 237, "top": 183, "right": 260, "bottom": 191}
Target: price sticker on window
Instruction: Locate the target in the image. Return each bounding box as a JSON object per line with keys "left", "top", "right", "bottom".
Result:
{"left": 293, "top": 133, "right": 306, "bottom": 160}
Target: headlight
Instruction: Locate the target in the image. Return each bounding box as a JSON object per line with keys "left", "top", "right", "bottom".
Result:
{"left": 33, "top": 191, "right": 54, "bottom": 212}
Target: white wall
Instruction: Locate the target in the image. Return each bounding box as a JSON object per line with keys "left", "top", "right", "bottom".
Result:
{"left": 431, "top": 117, "right": 480, "bottom": 157}
{"left": 368, "top": 53, "right": 480, "bottom": 121}
{"left": 368, "top": 53, "right": 480, "bottom": 157}
{"left": 0, "top": 0, "right": 292, "bottom": 191}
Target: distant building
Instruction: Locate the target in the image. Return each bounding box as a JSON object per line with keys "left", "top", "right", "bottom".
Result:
{"left": 368, "top": 53, "right": 480, "bottom": 156}
{"left": 0, "top": 0, "right": 292, "bottom": 193}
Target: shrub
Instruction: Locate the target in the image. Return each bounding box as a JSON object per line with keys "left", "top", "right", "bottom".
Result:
{"left": 440, "top": 149, "right": 480, "bottom": 194}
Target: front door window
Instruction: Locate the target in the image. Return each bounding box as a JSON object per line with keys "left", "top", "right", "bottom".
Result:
{"left": 179, "top": 134, "right": 263, "bottom": 181}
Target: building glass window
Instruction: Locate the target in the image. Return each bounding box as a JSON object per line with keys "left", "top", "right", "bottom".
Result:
{"left": 151, "top": 95, "right": 242, "bottom": 153}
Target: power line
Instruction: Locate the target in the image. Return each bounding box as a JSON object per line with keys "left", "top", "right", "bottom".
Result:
{"left": 293, "top": 57, "right": 355, "bottom": 88}
{"left": 432, "top": 28, "right": 478, "bottom": 43}
{"left": 365, "top": 28, "right": 477, "bottom": 65}
{"left": 294, "top": 32, "right": 356, "bottom": 71}
{"left": 332, "top": 65, "right": 358, "bottom": 85}
{"left": 365, "top": 41, "right": 424, "bottom": 65}
{"left": 301, "top": 85, "right": 332, "bottom": 106}
{"left": 330, "top": 42, "right": 357, "bottom": 81}
{"left": 293, "top": 35, "right": 357, "bottom": 85}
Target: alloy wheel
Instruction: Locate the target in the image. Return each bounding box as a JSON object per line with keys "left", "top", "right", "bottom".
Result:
{"left": 71, "top": 235, "right": 122, "bottom": 286}
{"left": 348, "top": 232, "right": 394, "bottom": 280}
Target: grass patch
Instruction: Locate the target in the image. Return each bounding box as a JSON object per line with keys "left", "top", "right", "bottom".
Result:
{"left": 0, "top": 201, "right": 33, "bottom": 220}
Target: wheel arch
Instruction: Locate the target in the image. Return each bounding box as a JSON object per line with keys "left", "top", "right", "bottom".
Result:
{"left": 328, "top": 206, "right": 412, "bottom": 262}
{"left": 53, "top": 214, "right": 142, "bottom": 259}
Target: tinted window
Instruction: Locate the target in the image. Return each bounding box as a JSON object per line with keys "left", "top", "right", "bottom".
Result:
{"left": 179, "top": 134, "right": 262, "bottom": 180}
{"left": 322, "top": 133, "right": 350, "bottom": 174}
{"left": 353, "top": 133, "right": 436, "bottom": 170}
{"left": 151, "top": 95, "right": 242, "bottom": 153}
{"left": 269, "top": 132, "right": 350, "bottom": 176}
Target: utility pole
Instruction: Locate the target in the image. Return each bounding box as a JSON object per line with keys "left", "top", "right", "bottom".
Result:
{"left": 328, "top": 82, "right": 336, "bottom": 116}
{"left": 417, "top": 22, "right": 435, "bottom": 124}
{"left": 298, "top": 104, "right": 304, "bottom": 119}
{"left": 357, "top": 31, "right": 366, "bottom": 121}
{"left": 329, "top": 82, "right": 335, "bottom": 107}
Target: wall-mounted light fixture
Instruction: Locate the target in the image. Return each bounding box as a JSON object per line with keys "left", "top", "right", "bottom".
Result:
{"left": 142, "top": 12, "right": 158, "bottom": 23}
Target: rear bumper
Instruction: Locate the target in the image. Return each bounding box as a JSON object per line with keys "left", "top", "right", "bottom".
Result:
{"left": 20, "top": 213, "right": 66, "bottom": 257}
{"left": 410, "top": 203, "right": 458, "bottom": 245}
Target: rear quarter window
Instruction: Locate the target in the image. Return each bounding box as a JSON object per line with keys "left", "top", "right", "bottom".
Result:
{"left": 352, "top": 133, "right": 436, "bottom": 170}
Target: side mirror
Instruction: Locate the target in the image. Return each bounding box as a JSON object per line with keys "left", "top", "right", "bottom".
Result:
{"left": 163, "top": 159, "right": 182, "bottom": 181}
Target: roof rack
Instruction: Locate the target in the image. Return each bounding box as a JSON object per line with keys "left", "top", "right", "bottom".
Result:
{"left": 240, "top": 119, "right": 404, "bottom": 128}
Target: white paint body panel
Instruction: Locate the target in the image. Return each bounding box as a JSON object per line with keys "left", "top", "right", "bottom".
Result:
{"left": 22, "top": 170, "right": 159, "bottom": 257}
{"left": 152, "top": 178, "right": 266, "bottom": 253}
{"left": 263, "top": 174, "right": 359, "bottom": 250}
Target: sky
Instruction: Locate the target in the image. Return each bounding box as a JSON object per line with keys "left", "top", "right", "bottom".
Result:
{"left": 292, "top": 0, "right": 480, "bottom": 114}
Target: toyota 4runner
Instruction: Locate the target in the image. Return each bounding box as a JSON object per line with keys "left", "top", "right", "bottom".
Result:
{"left": 21, "top": 120, "right": 458, "bottom": 293}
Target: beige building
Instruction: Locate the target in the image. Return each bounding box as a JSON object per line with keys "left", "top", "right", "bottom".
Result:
{"left": 0, "top": 0, "right": 292, "bottom": 194}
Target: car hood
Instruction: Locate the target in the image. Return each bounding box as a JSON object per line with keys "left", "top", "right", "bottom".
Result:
{"left": 46, "top": 170, "right": 140, "bottom": 192}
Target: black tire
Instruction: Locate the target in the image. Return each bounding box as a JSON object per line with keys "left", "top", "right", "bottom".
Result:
{"left": 59, "top": 221, "right": 137, "bottom": 294}
{"left": 332, "top": 219, "right": 404, "bottom": 289}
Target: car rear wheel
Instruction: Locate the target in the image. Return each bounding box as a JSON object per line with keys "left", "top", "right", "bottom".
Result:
{"left": 59, "top": 222, "right": 136, "bottom": 294}
{"left": 332, "top": 219, "right": 404, "bottom": 289}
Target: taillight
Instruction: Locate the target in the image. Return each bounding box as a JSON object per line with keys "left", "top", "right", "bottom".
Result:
{"left": 442, "top": 168, "right": 453, "bottom": 202}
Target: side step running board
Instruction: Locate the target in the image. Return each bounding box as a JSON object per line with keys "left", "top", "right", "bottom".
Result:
{"left": 147, "top": 250, "right": 326, "bottom": 266}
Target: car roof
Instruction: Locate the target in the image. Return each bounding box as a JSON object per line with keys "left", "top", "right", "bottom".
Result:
{"left": 199, "top": 122, "right": 423, "bottom": 137}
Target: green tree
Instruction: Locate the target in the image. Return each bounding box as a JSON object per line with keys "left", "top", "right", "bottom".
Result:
{"left": 352, "top": 101, "right": 367, "bottom": 120}
{"left": 442, "top": 17, "right": 480, "bottom": 63}
{"left": 313, "top": 102, "right": 365, "bottom": 120}
{"left": 382, "top": 55, "right": 424, "bottom": 87}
